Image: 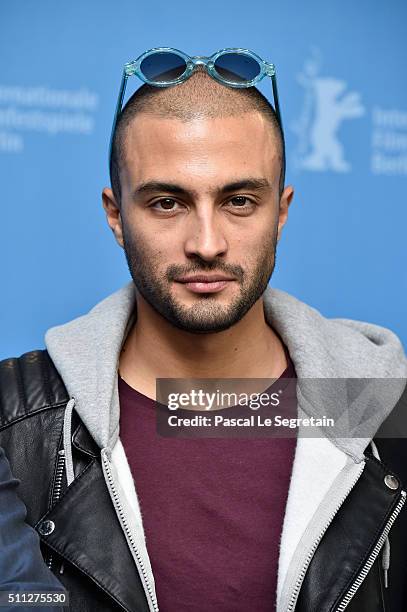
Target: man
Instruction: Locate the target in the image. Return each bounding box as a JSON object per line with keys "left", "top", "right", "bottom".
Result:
{"left": 1, "top": 49, "right": 407, "bottom": 611}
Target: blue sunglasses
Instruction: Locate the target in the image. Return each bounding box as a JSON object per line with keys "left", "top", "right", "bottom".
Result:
{"left": 110, "top": 47, "right": 282, "bottom": 159}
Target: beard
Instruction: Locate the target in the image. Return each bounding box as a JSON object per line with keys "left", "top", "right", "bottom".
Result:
{"left": 122, "top": 224, "right": 278, "bottom": 334}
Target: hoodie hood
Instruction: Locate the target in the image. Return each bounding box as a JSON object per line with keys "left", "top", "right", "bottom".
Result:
{"left": 45, "top": 281, "right": 407, "bottom": 458}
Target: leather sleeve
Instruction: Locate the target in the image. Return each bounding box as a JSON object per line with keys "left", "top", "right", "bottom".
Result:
{"left": 0, "top": 446, "right": 65, "bottom": 611}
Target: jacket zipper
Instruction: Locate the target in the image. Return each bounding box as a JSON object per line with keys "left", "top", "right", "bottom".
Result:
{"left": 286, "top": 462, "right": 365, "bottom": 612}
{"left": 102, "top": 453, "right": 159, "bottom": 612}
{"left": 335, "top": 490, "right": 407, "bottom": 612}
{"left": 47, "top": 449, "right": 65, "bottom": 571}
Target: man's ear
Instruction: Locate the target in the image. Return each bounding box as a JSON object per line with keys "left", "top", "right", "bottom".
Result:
{"left": 102, "top": 187, "right": 124, "bottom": 248}
{"left": 277, "top": 185, "right": 294, "bottom": 242}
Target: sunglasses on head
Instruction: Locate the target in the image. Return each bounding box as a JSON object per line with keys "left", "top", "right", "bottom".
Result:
{"left": 109, "top": 47, "right": 282, "bottom": 159}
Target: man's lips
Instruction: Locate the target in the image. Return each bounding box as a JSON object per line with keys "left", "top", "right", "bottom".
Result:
{"left": 175, "top": 275, "right": 236, "bottom": 294}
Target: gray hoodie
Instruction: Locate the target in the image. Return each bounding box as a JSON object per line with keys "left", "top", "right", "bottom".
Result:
{"left": 45, "top": 281, "right": 407, "bottom": 612}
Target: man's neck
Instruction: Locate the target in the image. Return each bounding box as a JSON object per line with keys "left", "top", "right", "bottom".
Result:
{"left": 119, "top": 292, "right": 287, "bottom": 400}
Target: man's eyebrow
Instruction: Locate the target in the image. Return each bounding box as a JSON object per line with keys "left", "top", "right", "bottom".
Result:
{"left": 133, "top": 182, "right": 190, "bottom": 198}
{"left": 132, "top": 177, "right": 272, "bottom": 199}
{"left": 220, "top": 178, "right": 272, "bottom": 192}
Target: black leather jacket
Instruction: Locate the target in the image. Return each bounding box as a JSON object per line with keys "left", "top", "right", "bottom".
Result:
{"left": 1, "top": 350, "right": 407, "bottom": 612}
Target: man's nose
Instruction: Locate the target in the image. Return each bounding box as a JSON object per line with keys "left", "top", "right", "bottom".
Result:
{"left": 183, "top": 212, "right": 228, "bottom": 262}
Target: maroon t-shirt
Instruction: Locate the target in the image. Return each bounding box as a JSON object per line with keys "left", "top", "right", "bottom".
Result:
{"left": 119, "top": 348, "right": 297, "bottom": 611}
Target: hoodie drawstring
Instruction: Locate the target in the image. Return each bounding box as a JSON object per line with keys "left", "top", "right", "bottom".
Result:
{"left": 370, "top": 440, "right": 391, "bottom": 588}
{"left": 63, "top": 397, "right": 76, "bottom": 487}
{"left": 59, "top": 397, "right": 76, "bottom": 576}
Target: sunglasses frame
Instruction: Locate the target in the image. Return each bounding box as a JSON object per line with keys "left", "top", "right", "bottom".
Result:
{"left": 109, "top": 47, "right": 282, "bottom": 160}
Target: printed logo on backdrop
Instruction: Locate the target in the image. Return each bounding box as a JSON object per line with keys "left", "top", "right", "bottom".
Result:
{"left": 292, "top": 48, "right": 365, "bottom": 173}
{"left": 292, "top": 48, "right": 407, "bottom": 176}
{"left": 0, "top": 85, "right": 99, "bottom": 154}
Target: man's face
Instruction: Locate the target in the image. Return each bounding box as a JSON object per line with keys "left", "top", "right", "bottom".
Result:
{"left": 104, "top": 112, "right": 293, "bottom": 333}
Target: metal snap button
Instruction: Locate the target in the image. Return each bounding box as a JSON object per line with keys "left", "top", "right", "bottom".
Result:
{"left": 38, "top": 519, "right": 55, "bottom": 536}
{"left": 384, "top": 474, "right": 399, "bottom": 490}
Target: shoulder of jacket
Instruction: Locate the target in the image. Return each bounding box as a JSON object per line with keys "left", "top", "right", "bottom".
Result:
{"left": 0, "top": 350, "right": 69, "bottom": 429}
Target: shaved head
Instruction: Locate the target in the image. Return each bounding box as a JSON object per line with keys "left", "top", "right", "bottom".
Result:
{"left": 109, "top": 68, "right": 285, "bottom": 205}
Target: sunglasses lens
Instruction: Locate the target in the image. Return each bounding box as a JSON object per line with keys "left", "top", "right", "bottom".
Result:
{"left": 140, "top": 52, "right": 187, "bottom": 83}
{"left": 214, "top": 53, "right": 261, "bottom": 83}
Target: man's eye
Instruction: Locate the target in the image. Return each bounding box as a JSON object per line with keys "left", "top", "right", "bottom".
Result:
{"left": 229, "top": 196, "right": 252, "bottom": 207}
{"left": 152, "top": 198, "right": 178, "bottom": 211}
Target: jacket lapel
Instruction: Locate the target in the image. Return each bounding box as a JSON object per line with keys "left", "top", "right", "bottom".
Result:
{"left": 296, "top": 454, "right": 406, "bottom": 611}
{"left": 35, "top": 457, "right": 150, "bottom": 612}
{"left": 277, "top": 432, "right": 362, "bottom": 611}
{"left": 277, "top": 431, "right": 406, "bottom": 612}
